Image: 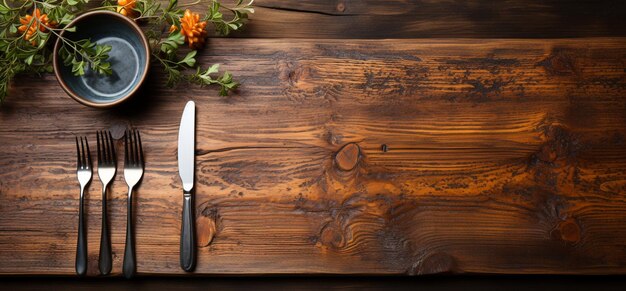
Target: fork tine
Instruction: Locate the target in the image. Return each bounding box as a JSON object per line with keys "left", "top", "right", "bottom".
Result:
{"left": 103, "top": 131, "right": 110, "bottom": 164}
{"left": 108, "top": 131, "right": 116, "bottom": 164}
{"left": 130, "top": 129, "right": 139, "bottom": 166}
{"left": 80, "top": 137, "right": 87, "bottom": 169}
{"left": 102, "top": 131, "right": 109, "bottom": 164}
{"left": 124, "top": 130, "right": 129, "bottom": 165}
{"left": 76, "top": 136, "right": 81, "bottom": 170}
{"left": 134, "top": 130, "right": 139, "bottom": 166}
{"left": 136, "top": 130, "right": 143, "bottom": 167}
{"left": 97, "top": 131, "right": 102, "bottom": 164}
{"left": 83, "top": 137, "right": 88, "bottom": 169}
{"left": 126, "top": 130, "right": 131, "bottom": 165}
{"left": 85, "top": 137, "right": 91, "bottom": 169}
{"left": 131, "top": 129, "right": 139, "bottom": 166}
{"left": 131, "top": 130, "right": 136, "bottom": 165}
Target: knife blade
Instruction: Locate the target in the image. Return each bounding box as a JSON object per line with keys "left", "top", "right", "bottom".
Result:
{"left": 178, "top": 100, "right": 196, "bottom": 272}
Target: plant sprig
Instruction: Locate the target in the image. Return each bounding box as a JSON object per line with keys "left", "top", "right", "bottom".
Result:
{"left": 205, "top": 0, "right": 254, "bottom": 36}
{"left": 152, "top": 31, "right": 238, "bottom": 94}
{"left": 191, "top": 64, "right": 238, "bottom": 96}
{"left": 58, "top": 38, "right": 112, "bottom": 76}
{"left": 135, "top": 0, "right": 249, "bottom": 96}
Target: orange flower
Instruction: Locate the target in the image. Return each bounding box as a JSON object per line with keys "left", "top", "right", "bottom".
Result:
{"left": 176, "top": 9, "right": 207, "bottom": 49}
{"left": 117, "top": 0, "right": 137, "bottom": 17}
{"left": 18, "top": 8, "right": 57, "bottom": 46}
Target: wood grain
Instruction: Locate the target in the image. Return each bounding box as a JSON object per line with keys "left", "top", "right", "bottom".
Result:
{"left": 1, "top": 38, "right": 626, "bottom": 275}
{"left": 191, "top": 0, "right": 626, "bottom": 38}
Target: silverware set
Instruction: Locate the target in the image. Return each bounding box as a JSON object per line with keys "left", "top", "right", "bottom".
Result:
{"left": 74, "top": 130, "right": 144, "bottom": 278}
{"left": 74, "top": 101, "right": 195, "bottom": 278}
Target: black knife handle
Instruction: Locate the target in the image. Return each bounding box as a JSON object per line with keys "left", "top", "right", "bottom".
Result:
{"left": 99, "top": 187, "right": 112, "bottom": 275}
{"left": 180, "top": 191, "right": 196, "bottom": 272}
{"left": 123, "top": 190, "right": 136, "bottom": 279}
{"left": 76, "top": 194, "right": 87, "bottom": 277}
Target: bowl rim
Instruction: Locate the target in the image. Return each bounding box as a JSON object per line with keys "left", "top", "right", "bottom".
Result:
{"left": 52, "top": 10, "right": 151, "bottom": 109}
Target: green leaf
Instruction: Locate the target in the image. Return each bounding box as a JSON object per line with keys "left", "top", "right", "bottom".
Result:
{"left": 165, "top": 65, "right": 181, "bottom": 86}
{"left": 207, "top": 63, "right": 220, "bottom": 75}
{"left": 160, "top": 31, "right": 184, "bottom": 55}
{"left": 72, "top": 59, "right": 86, "bottom": 76}
{"left": 167, "top": 0, "right": 178, "bottom": 11}
{"left": 36, "top": 38, "right": 47, "bottom": 50}
{"left": 59, "top": 14, "right": 75, "bottom": 26}
{"left": 101, "top": 45, "right": 112, "bottom": 55}
{"left": 24, "top": 55, "right": 34, "bottom": 65}
{"left": 180, "top": 51, "right": 197, "bottom": 67}
{"left": 97, "top": 62, "right": 112, "bottom": 75}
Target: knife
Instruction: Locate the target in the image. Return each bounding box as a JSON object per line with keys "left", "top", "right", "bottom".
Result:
{"left": 178, "top": 100, "right": 196, "bottom": 272}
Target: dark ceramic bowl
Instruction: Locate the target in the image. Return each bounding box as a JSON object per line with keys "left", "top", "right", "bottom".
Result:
{"left": 53, "top": 11, "right": 150, "bottom": 108}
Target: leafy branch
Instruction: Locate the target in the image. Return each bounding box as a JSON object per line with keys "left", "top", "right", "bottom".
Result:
{"left": 190, "top": 64, "right": 237, "bottom": 96}
{"left": 152, "top": 31, "right": 238, "bottom": 94}
{"left": 58, "top": 38, "right": 112, "bottom": 76}
{"left": 205, "top": 0, "right": 254, "bottom": 36}
{"left": 135, "top": 0, "right": 248, "bottom": 96}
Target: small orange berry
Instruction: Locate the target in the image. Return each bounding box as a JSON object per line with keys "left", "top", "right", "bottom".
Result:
{"left": 117, "top": 0, "right": 137, "bottom": 17}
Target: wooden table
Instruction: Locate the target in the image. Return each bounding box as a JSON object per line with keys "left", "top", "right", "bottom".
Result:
{"left": 1, "top": 0, "right": 625, "bottom": 276}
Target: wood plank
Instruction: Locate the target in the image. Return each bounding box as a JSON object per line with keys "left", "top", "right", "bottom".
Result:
{"left": 0, "top": 38, "right": 626, "bottom": 275}
{"left": 193, "top": 0, "right": 626, "bottom": 38}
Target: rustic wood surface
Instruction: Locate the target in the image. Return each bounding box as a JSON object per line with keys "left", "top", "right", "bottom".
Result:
{"left": 1, "top": 1, "right": 626, "bottom": 276}
{"left": 216, "top": 0, "right": 626, "bottom": 38}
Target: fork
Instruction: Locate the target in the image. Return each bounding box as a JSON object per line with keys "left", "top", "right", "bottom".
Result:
{"left": 75, "top": 136, "right": 92, "bottom": 277}
{"left": 122, "top": 129, "right": 144, "bottom": 279}
{"left": 96, "top": 130, "right": 116, "bottom": 276}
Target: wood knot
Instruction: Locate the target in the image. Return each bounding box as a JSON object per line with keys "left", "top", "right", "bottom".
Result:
{"left": 324, "top": 130, "right": 343, "bottom": 145}
{"left": 278, "top": 60, "right": 309, "bottom": 85}
{"left": 409, "top": 252, "right": 457, "bottom": 275}
{"left": 540, "top": 124, "right": 581, "bottom": 161}
{"left": 552, "top": 218, "right": 581, "bottom": 244}
{"left": 537, "top": 143, "right": 558, "bottom": 163}
{"left": 537, "top": 49, "right": 578, "bottom": 76}
{"left": 335, "top": 143, "right": 360, "bottom": 171}
{"left": 529, "top": 122, "right": 582, "bottom": 171}
{"left": 197, "top": 206, "right": 220, "bottom": 247}
{"left": 336, "top": 2, "right": 345, "bottom": 12}
{"left": 318, "top": 222, "right": 345, "bottom": 249}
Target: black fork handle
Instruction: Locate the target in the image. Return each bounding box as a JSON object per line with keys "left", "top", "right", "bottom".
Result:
{"left": 123, "top": 189, "right": 136, "bottom": 279}
{"left": 76, "top": 192, "right": 87, "bottom": 276}
{"left": 180, "top": 191, "right": 196, "bottom": 272}
{"left": 99, "top": 185, "right": 112, "bottom": 275}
